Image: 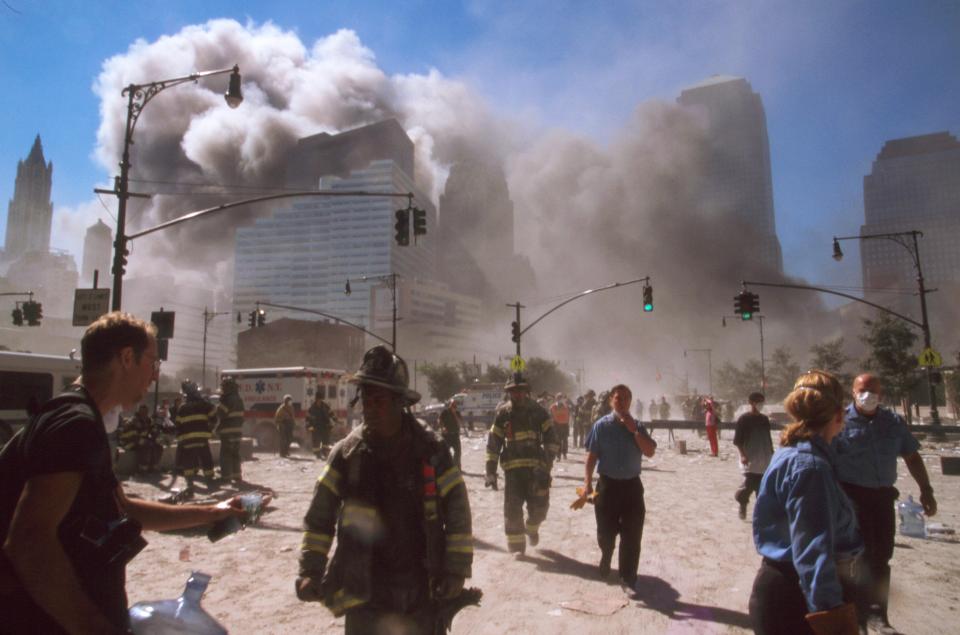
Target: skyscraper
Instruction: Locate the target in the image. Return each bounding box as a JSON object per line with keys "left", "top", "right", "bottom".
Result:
{"left": 677, "top": 76, "right": 783, "bottom": 274}
{"left": 861, "top": 132, "right": 960, "bottom": 290}
{"left": 81, "top": 219, "right": 113, "bottom": 287}
{"left": 5, "top": 135, "right": 53, "bottom": 260}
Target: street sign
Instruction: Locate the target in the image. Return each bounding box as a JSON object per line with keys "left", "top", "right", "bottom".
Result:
{"left": 918, "top": 347, "right": 943, "bottom": 368}
{"left": 72, "top": 289, "right": 110, "bottom": 327}
{"left": 510, "top": 355, "right": 526, "bottom": 373}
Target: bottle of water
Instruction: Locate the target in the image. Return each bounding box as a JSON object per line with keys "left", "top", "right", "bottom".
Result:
{"left": 207, "top": 493, "right": 266, "bottom": 542}
{"left": 897, "top": 495, "right": 926, "bottom": 538}
{"left": 129, "top": 571, "right": 228, "bottom": 634}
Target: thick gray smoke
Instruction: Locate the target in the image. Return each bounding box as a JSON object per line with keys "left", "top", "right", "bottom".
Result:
{"left": 90, "top": 19, "right": 831, "bottom": 393}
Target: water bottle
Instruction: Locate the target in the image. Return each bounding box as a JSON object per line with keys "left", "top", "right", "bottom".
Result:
{"left": 897, "top": 495, "right": 927, "bottom": 538}
{"left": 129, "top": 571, "right": 228, "bottom": 634}
{"left": 207, "top": 493, "right": 267, "bottom": 542}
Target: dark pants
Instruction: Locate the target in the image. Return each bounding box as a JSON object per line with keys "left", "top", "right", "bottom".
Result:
{"left": 749, "top": 557, "right": 815, "bottom": 635}
{"left": 503, "top": 467, "right": 550, "bottom": 552}
{"left": 175, "top": 442, "right": 214, "bottom": 481}
{"left": 345, "top": 605, "right": 438, "bottom": 635}
{"left": 219, "top": 435, "right": 243, "bottom": 480}
{"left": 572, "top": 422, "right": 583, "bottom": 448}
{"left": 133, "top": 441, "right": 162, "bottom": 471}
{"left": 842, "top": 482, "right": 897, "bottom": 619}
{"left": 594, "top": 475, "right": 645, "bottom": 585}
{"left": 555, "top": 424, "right": 569, "bottom": 458}
{"left": 278, "top": 420, "right": 294, "bottom": 457}
{"left": 443, "top": 434, "right": 461, "bottom": 468}
{"left": 310, "top": 425, "right": 330, "bottom": 458}
{"left": 735, "top": 473, "right": 763, "bottom": 507}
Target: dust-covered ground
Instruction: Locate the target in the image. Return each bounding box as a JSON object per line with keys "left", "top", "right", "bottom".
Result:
{"left": 123, "top": 428, "right": 960, "bottom": 634}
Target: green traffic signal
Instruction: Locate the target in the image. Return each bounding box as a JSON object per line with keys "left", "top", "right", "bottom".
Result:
{"left": 741, "top": 311, "right": 753, "bottom": 321}
{"left": 642, "top": 285, "right": 653, "bottom": 312}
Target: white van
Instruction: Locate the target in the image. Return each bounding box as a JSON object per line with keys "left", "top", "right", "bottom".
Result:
{"left": 0, "top": 351, "right": 83, "bottom": 445}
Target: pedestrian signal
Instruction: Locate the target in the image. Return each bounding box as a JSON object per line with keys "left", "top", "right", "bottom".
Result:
{"left": 511, "top": 320, "right": 521, "bottom": 343}
{"left": 642, "top": 285, "right": 653, "bottom": 312}
{"left": 394, "top": 209, "right": 410, "bottom": 246}
{"left": 412, "top": 207, "right": 427, "bottom": 237}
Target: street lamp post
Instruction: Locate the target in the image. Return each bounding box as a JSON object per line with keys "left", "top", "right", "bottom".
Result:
{"left": 683, "top": 348, "right": 713, "bottom": 395}
{"left": 345, "top": 273, "right": 399, "bottom": 351}
{"left": 201, "top": 307, "right": 231, "bottom": 390}
{"left": 722, "top": 314, "right": 766, "bottom": 394}
{"left": 106, "top": 65, "right": 243, "bottom": 311}
{"left": 833, "top": 231, "right": 941, "bottom": 426}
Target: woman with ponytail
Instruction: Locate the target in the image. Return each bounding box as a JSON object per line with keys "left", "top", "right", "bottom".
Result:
{"left": 748, "top": 370, "right": 863, "bottom": 635}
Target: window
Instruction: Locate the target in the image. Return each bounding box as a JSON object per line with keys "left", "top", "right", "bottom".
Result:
{"left": 0, "top": 371, "right": 53, "bottom": 411}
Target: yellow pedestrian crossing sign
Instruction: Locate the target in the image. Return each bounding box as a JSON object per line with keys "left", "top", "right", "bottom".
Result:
{"left": 510, "top": 355, "right": 526, "bottom": 372}
{"left": 918, "top": 347, "right": 942, "bottom": 368}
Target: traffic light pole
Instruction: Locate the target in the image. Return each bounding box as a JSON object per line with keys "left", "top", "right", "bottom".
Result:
{"left": 254, "top": 301, "right": 393, "bottom": 348}
{"left": 202, "top": 307, "right": 231, "bottom": 390}
{"left": 722, "top": 314, "right": 765, "bottom": 394}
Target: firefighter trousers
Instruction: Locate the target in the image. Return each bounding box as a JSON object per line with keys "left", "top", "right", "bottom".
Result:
{"left": 175, "top": 441, "right": 215, "bottom": 481}
{"left": 219, "top": 435, "right": 243, "bottom": 481}
{"left": 503, "top": 467, "right": 550, "bottom": 553}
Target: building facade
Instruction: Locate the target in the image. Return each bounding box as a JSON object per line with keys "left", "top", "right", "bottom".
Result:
{"left": 4, "top": 135, "right": 53, "bottom": 261}
{"left": 81, "top": 219, "right": 113, "bottom": 287}
{"left": 861, "top": 132, "right": 960, "bottom": 290}
{"left": 677, "top": 76, "right": 783, "bottom": 274}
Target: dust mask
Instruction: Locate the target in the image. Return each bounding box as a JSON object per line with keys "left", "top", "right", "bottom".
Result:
{"left": 103, "top": 405, "right": 122, "bottom": 434}
{"left": 856, "top": 391, "right": 879, "bottom": 414}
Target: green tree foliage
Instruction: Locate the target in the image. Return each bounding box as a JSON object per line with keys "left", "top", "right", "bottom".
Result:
{"left": 484, "top": 365, "right": 510, "bottom": 384}
{"left": 418, "top": 363, "right": 463, "bottom": 402}
{"left": 860, "top": 314, "right": 919, "bottom": 405}
{"left": 716, "top": 359, "right": 763, "bottom": 405}
{"left": 523, "top": 357, "right": 575, "bottom": 396}
{"left": 766, "top": 347, "right": 801, "bottom": 402}
{"left": 809, "top": 336, "right": 853, "bottom": 388}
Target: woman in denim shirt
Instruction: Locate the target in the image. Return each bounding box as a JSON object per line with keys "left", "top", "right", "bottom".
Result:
{"left": 749, "top": 371, "right": 863, "bottom": 635}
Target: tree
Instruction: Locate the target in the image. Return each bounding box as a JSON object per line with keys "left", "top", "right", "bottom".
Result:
{"left": 523, "top": 357, "right": 575, "bottom": 396}
{"left": 809, "top": 336, "right": 853, "bottom": 388}
{"left": 716, "top": 359, "right": 763, "bottom": 405}
{"left": 766, "top": 347, "right": 801, "bottom": 402}
{"left": 418, "top": 363, "right": 463, "bottom": 402}
{"left": 484, "top": 365, "right": 510, "bottom": 384}
{"left": 860, "top": 314, "right": 919, "bottom": 409}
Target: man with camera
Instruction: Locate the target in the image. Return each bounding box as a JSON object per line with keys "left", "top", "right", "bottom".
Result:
{"left": 0, "top": 312, "right": 245, "bottom": 634}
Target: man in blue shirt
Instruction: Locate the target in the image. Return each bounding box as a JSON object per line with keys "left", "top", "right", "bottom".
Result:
{"left": 833, "top": 373, "right": 937, "bottom": 633}
{"left": 583, "top": 384, "right": 656, "bottom": 591}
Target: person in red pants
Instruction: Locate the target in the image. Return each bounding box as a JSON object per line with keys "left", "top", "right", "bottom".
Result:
{"left": 704, "top": 397, "right": 719, "bottom": 457}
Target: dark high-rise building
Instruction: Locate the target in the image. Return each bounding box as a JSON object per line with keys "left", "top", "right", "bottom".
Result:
{"left": 861, "top": 132, "right": 960, "bottom": 290}
{"left": 5, "top": 135, "right": 53, "bottom": 259}
{"left": 81, "top": 219, "right": 113, "bottom": 287}
{"left": 678, "top": 76, "right": 783, "bottom": 274}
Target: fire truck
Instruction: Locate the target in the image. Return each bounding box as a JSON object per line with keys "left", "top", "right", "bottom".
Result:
{"left": 219, "top": 367, "right": 352, "bottom": 452}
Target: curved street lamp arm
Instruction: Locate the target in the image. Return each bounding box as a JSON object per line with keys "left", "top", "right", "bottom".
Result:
{"left": 740, "top": 280, "right": 923, "bottom": 328}
{"left": 126, "top": 190, "right": 414, "bottom": 240}
{"left": 255, "top": 301, "right": 393, "bottom": 348}
{"left": 521, "top": 277, "right": 649, "bottom": 337}
{"left": 122, "top": 67, "right": 238, "bottom": 140}
{"left": 834, "top": 231, "right": 923, "bottom": 269}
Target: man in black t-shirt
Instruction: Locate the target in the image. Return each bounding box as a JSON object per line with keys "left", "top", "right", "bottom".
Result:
{"left": 732, "top": 392, "right": 774, "bottom": 519}
{"left": 0, "top": 312, "right": 245, "bottom": 634}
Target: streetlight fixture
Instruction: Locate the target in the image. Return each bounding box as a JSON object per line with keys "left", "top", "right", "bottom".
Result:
{"left": 344, "top": 274, "right": 399, "bottom": 351}
{"left": 104, "top": 65, "right": 243, "bottom": 311}
{"left": 833, "top": 230, "right": 941, "bottom": 426}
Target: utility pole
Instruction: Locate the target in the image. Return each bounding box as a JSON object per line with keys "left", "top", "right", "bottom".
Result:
{"left": 202, "top": 307, "right": 231, "bottom": 390}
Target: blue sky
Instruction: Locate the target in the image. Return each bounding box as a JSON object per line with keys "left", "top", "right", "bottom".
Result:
{"left": 1, "top": 0, "right": 958, "bottom": 293}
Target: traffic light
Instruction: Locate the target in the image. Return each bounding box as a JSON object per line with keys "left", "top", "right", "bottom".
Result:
{"left": 256, "top": 309, "right": 266, "bottom": 327}
{"left": 112, "top": 238, "right": 130, "bottom": 276}
{"left": 735, "top": 291, "right": 756, "bottom": 320}
{"left": 248, "top": 310, "right": 257, "bottom": 328}
{"left": 412, "top": 207, "right": 427, "bottom": 237}
{"left": 511, "top": 320, "right": 521, "bottom": 343}
{"left": 22, "top": 301, "right": 42, "bottom": 326}
{"left": 394, "top": 209, "right": 410, "bottom": 246}
{"left": 748, "top": 292, "right": 760, "bottom": 317}
{"left": 11, "top": 307, "right": 23, "bottom": 326}
{"left": 642, "top": 285, "right": 653, "bottom": 312}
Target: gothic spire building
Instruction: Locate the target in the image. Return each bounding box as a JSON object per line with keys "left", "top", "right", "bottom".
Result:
{"left": 5, "top": 135, "right": 53, "bottom": 260}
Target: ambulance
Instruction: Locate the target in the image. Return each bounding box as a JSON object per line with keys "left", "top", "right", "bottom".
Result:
{"left": 0, "top": 351, "right": 83, "bottom": 445}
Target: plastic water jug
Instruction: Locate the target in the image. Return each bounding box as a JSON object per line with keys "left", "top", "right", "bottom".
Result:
{"left": 897, "top": 495, "right": 926, "bottom": 538}
{"left": 129, "top": 571, "right": 227, "bottom": 634}
{"left": 207, "top": 492, "right": 268, "bottom": 542}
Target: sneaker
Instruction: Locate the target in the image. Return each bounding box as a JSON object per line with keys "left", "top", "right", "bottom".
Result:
{"left": 598, "top": 553, "right": 612, "bottom": 578}
{"left": 512, "top": 550, "right": 527, "bottom": 561}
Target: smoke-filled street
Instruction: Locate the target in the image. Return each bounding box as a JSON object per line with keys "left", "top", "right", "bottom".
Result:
{"left": 121, "top": 430, "right": 959, "bottom": 634}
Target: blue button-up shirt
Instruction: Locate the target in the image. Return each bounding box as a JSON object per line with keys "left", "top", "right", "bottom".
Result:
{"left": 753, "top": 436, "right": 863, "bottom": 612}
{"left": 833, "top": 404, "right": 920, "bottom": 488}
{"left": 585, "top": 413, "right": 645, "bottom": 480}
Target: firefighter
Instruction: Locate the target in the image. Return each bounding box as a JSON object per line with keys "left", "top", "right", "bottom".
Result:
{"left": 275, "top": 394, "right": 296, "bottom": 457}
{"left": 578, "top": 390, "right": 597, "bottom": 447}
{"left": 550, "top": 393, "right": 571, "bottom": 460}
{"left": 174, "top": 380, "right": 218, "bottom": 491}
{"left": 306, "top": 392, "right": 338, "bottom": 459}
{"left": 439, "top": 398, "right": 464, "bottom": 467}
{"left": 216, "top": 377, "right": 246, "bottom": 483}
{"left": 485, "top": 375, "right": 559, "bottom": 556}
{"left": 296, "top": 345, "right": 476, "bottom": 634}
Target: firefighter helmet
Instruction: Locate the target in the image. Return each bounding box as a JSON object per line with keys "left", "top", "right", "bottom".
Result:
{"left": 221, "top": 377, "right": 238, "bottom": 394}
{"left": 504, "top": 374, "right": 530, "bottom": 392}
{"left": 181, "top": 380, "right": 202, "bottom": 400}
{"left": 349, "top": 345, "right": 421, "bottom": 405}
